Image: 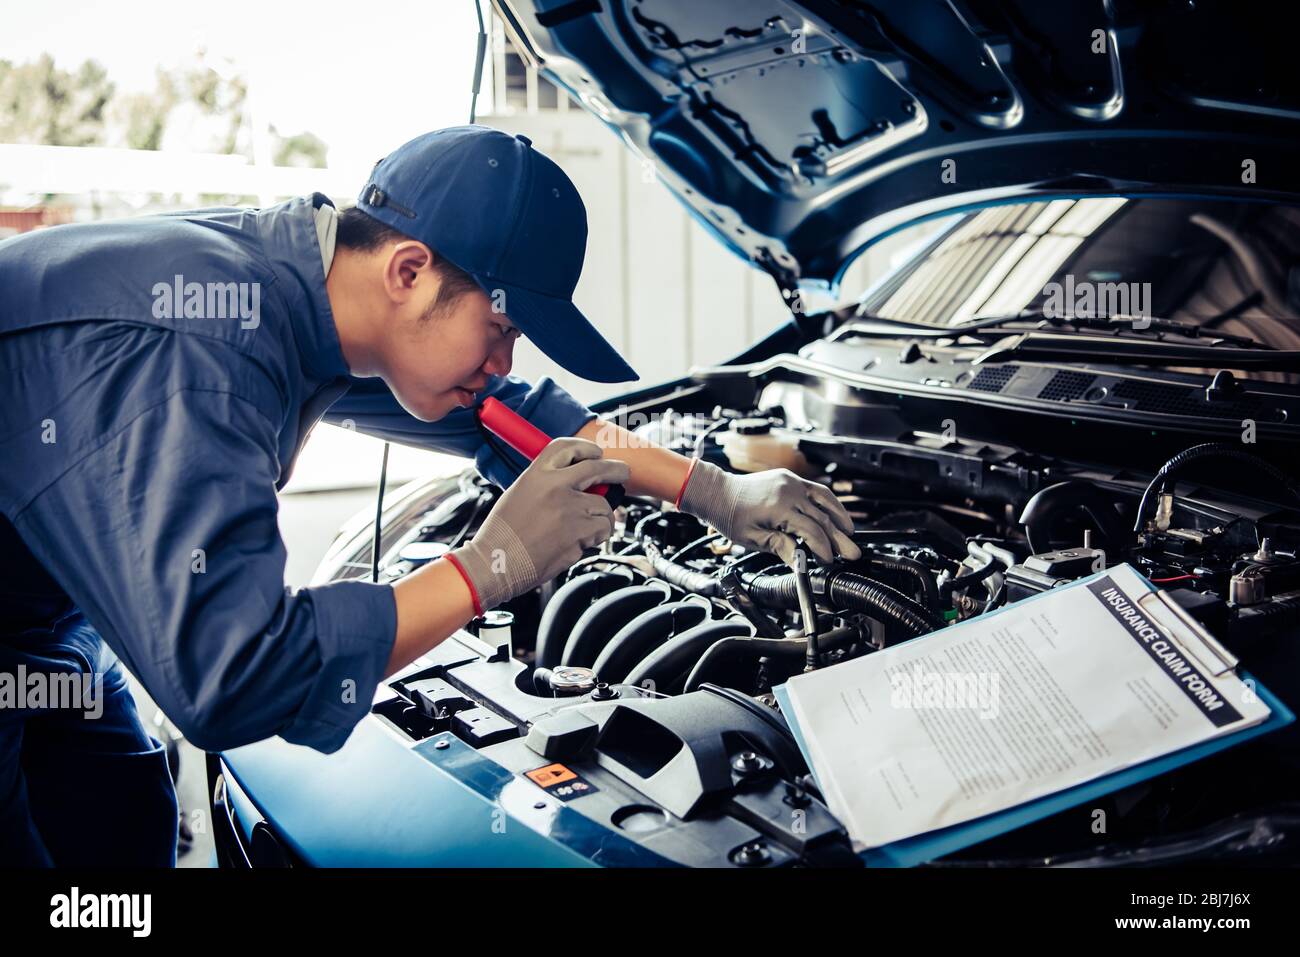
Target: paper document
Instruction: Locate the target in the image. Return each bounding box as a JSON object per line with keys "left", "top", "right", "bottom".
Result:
{"left": 780, "top": 563, "right": 1272, "bottom": 850}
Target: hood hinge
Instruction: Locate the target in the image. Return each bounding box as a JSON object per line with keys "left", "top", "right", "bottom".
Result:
{"left": 755, "top": 247, "right": 830, "bottom": 338}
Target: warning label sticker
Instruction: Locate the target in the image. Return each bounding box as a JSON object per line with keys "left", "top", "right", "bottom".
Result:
{"left": 523, "top": 762, "right": 599, "bottom": 801}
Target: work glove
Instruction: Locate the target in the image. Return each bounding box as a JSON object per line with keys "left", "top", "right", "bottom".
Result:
{"left": 449, "top": 438, "right": 631, "bottom": 612}
{"left": 677, "top": 459, "right": 862, "bottom": 566}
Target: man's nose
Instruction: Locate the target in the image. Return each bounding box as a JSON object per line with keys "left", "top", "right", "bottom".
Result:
{"left": 482, "top": 338, "right": 514, "bottom": 378}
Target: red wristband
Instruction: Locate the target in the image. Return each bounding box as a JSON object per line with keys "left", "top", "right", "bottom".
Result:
{"left": 444, "top": 552, "right": 484, "bottom": 617}
{"left": 673, "top": 457, "right": 700, "bottom": 510}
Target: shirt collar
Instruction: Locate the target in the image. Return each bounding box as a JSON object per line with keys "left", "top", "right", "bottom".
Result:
{"left": 255, "top": 192, "right": 351, "bottom": 382}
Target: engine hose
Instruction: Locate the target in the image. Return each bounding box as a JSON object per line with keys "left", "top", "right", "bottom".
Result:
{"left": 820, "top": 572, "right": 947, "bottom": 636}
{"left": 1132, "top": 443, "right": 1300, "bottom": 533}
{"left": 673, "top": 532, "right": 724, "bottom": 564}
{"left": 940, "top": 549, "right": 1001, "bottom": 601}
{"left": 865, "top": 553, "right": 940, "bottom": 609}
{"left": 681, "top": 626, "right": 860, "bottom": 693}
{"left": 632, "top": 510, "right": 664, "bottom": 540}
{"left": 642, "top": 540, "right": 725, "bottom": 597}
{"left": 683, "top": 636, "right": 808, "bottom": 694}
{"left": 970, "top": 539, "right": 1020, "bottom": 569}
{"left": 742, "top": 569, "right": 944, "bottom": 638}
{"left": 718, "top": 567, "right": 785, "bottom": 639}
{"left": 1020, "top": 480, "right": 1129, "bottom": 554}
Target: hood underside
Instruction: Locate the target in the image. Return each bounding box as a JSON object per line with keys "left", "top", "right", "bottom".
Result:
{"left": 494, "top": 0, "right": 1300, "bottom": 297}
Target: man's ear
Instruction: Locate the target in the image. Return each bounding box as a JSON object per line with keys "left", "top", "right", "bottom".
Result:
{"left": 383, "top": 241, "right": 433, "bottom": 302}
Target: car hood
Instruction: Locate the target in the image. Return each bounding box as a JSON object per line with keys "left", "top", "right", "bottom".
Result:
{"left": 493, "top": 0, "right": 1300, "bottom": 306}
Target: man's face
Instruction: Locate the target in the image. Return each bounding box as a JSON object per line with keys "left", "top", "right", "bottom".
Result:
{"left": 381, "top": 272, "right": 521, "bottom": 422}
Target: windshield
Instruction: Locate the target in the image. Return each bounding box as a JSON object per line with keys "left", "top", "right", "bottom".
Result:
{"left": 859, "top": 198, "right": 1300, "bottom": 356}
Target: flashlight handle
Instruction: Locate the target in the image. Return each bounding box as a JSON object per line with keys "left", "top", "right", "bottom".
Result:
{"left": 478, "top": 397, "right": 618, "bottom": 500}
{"left": 478, "top": 396, "right": 552, "bottom": 460}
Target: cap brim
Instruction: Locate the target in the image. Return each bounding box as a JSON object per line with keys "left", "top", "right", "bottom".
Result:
{"left": 474, "top": 277, "right": 639, "bottom": 384}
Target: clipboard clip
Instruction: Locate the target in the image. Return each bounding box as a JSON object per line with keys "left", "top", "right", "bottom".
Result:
{"left": 1137, "top": 589, "right": 1239, "bottom": 677}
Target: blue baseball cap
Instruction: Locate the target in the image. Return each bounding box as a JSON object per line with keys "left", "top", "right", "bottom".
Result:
{"left": 356, "top": 126, "right": 638, "bottom": 384}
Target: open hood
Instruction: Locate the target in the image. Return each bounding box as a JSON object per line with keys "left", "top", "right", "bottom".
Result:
{"left": 493, "top": 0, "right": 1300, "bottom": 305}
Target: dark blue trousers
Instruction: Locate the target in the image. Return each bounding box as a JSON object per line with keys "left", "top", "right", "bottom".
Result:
{"left": 1, "top": 610, "right": 179, "bottom": 867}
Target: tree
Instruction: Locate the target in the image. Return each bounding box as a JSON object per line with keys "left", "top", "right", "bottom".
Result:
{"left": 0, "top": 54, "right": 115, "bottom": 146}
{"left": 272, "top": 127, "right": 328, "bottom": 168}
{"left": 1, "top": 52, "right": 326, "bottom": 167}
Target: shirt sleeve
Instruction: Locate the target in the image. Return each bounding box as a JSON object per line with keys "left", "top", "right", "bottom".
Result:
{"left": 10, "top": 386, "right": 397, "bottom": 755}
{"left": 322, "top": 374, "right": 596, "bottom": 488}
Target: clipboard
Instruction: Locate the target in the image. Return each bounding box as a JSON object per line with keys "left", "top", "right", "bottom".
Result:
{"left": 773, "top": 565, "right": 1295, "bottom": 867}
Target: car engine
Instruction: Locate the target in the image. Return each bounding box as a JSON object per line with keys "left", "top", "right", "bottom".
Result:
{"left": 304, "top": 357, "right": 1300, "bottom": 866}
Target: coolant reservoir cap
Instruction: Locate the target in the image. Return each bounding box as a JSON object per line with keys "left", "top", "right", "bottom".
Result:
{"left": 398, "top": 541, "right": 451, "bottom": 564}
{"left": 732, "top": 418, "right": 773, "bottom": 435}
{"left": 479, "top": 610, "right": 515, "bottom": 629}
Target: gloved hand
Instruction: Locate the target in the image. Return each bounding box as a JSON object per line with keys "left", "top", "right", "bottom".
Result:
{"left": 448, "top": 437, "right": 630, "bottom": 612}
{"left": 677, "top": 459, "right": 861, "bottom": 566}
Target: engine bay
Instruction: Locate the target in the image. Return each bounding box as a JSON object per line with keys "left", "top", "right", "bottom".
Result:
{"left": 298, "top": 344, "right": 1300, "bottom": 867}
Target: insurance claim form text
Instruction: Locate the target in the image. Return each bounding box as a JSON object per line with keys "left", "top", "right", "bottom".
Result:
{"left": 781, "top": 563, "right": 1271, "bottom": 850}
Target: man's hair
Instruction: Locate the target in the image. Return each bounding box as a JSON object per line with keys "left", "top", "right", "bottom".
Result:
{"left": 336, "top": 205, "right": 481, "bottom": 317}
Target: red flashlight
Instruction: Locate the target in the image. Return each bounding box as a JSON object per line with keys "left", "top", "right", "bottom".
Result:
{"left": 477, "top": 397, "right": 624, "bottom": 505}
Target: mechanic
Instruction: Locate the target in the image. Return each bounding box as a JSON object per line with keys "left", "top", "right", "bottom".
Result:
{"left": 0, "top": 126, "right": 860, "bottom": 866}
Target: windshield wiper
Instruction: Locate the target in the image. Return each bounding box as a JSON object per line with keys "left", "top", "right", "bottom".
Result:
{"left": 836, "top": 316, "right": 963, "bottom": 339}
{"left": 848, "top": 307, "right": 1274, "bottom": 348}
{"left": 965, "top": 308, "right": 1270, "bottom": 348}
{"left": 973, "top": 331, "right": 1300, "bottom": 370}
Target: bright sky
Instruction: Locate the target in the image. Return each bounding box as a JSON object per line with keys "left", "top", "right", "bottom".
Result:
{"left": 0, "top": 0, "right": 492, "bottom": 182}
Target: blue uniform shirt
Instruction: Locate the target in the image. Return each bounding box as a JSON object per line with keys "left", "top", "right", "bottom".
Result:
{"left": 0, "top": 193, "right": 594, "bottom": 753}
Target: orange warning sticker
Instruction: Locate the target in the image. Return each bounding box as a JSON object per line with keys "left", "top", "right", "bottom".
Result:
{"left": 526, "top": 763, "right": 578, "bottom": 787}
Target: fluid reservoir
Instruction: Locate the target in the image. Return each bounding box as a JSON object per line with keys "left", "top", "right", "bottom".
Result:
{"left": 473, "top": 610, "right": 515, "bottom": 658}
{"left": 716, "top": 419, "right": 814, "bottom": 476}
